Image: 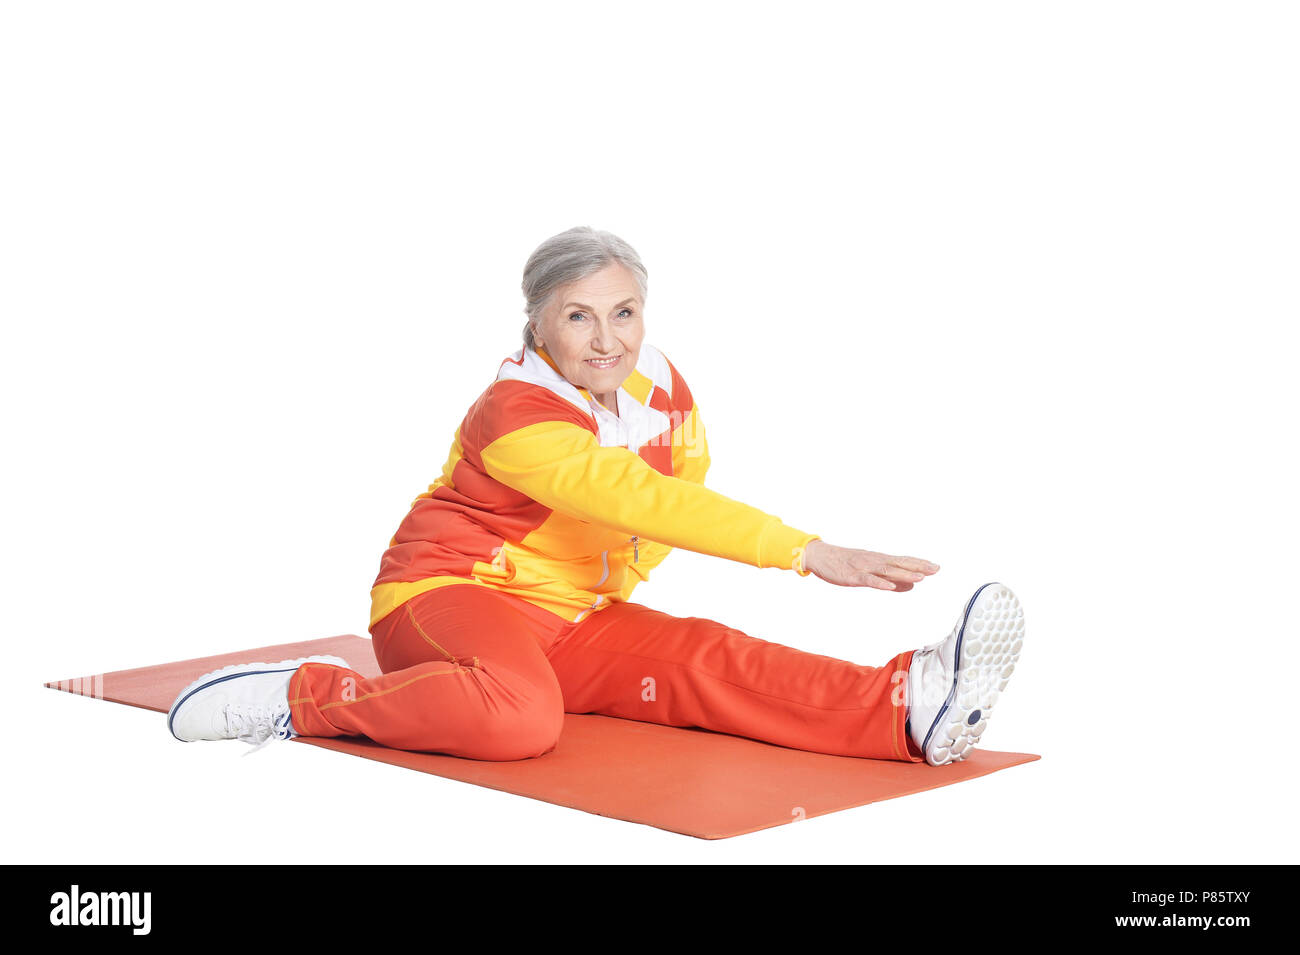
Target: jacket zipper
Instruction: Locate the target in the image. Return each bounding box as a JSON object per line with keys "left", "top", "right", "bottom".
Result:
{"left": 631, "top": 536, "right": 639, "bottom": 563}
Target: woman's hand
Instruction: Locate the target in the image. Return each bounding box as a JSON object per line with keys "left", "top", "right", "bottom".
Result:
{"left": 802, "top": 540, "right": 939, "bottom": 591}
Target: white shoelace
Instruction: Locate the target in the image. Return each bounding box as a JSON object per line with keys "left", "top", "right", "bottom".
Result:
{"left": 221, "top": 703, "right": 294, "bottom": 756}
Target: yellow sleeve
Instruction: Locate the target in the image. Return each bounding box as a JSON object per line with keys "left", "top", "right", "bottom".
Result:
{"left": 479, "top": 417, "right": 820, "bottom": 573}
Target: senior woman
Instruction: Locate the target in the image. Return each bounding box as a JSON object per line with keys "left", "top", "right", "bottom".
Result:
{"left": 167, "top": 226, "right": 1025, "bottom": 767}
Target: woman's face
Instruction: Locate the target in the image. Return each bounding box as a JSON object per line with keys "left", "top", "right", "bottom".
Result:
{"left": 533, "top": 262, "right": 645, "bottom": 398}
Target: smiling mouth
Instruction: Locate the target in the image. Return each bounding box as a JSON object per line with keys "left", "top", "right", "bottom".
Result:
{"left": 585, "top": 355, "right": 622, "bottom": 368}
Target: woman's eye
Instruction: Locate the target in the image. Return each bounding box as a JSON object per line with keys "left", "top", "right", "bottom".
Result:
{"left": 569, "top": 308, "right": 632, "bottom": 321}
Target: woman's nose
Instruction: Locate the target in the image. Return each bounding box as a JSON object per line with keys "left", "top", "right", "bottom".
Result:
{"left": 591, "top": 322, "right": 616, "bottom": 351}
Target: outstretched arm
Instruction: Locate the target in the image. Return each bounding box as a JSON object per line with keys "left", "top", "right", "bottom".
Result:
{"left": 479, "top": 418, "right": 819, "bottom": 573}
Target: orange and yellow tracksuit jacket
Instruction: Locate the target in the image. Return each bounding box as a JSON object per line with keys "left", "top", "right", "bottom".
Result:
{"left": 369, "top": 342, "right": 823, "bottom": 628}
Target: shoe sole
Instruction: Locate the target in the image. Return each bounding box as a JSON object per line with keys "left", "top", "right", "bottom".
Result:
{"left": 167, "top": 655, "right": 351, "bottom": 742}
{"left": 921, "top": 582, "right": 1024, "bottom": 766}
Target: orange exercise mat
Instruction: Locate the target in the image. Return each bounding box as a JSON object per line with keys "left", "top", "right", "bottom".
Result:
{"left": 45, "top": 634, "right": 1040, "bottom": 840}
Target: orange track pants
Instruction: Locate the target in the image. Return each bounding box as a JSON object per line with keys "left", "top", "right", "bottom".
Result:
{"left": 289, "top": 582, "right": 925, "bottom": 762}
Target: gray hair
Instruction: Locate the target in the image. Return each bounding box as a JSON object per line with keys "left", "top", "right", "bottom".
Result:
{"left": 521, "top": 226, "right": 649, "bottom": 350}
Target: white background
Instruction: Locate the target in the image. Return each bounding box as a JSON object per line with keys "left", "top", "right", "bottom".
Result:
{"left": 3, "top": 1, "right": 1296, "bottom": 864}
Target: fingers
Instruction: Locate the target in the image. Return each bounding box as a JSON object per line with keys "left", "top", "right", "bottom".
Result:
{"left": 865, "top": 555, "right": 940, "bottom": 589}
{"left": 892, "top": 556, "right": 940, "bottom": 574}
{"left": 884, "top": 568, "right": 925, "bottom": 583}
{"left": 878, "top": 564, "right": 926, "bottom": 584}
{"left": 865, "top": 576, "right": 915, "bottom": 591}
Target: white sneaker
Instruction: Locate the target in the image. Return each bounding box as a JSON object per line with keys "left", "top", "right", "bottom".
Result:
{"left": 167, "top": 655, "right": 350, "bottom": 752}
{"left": 906, "top": 583, "right": 1024, "bottom": 766}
